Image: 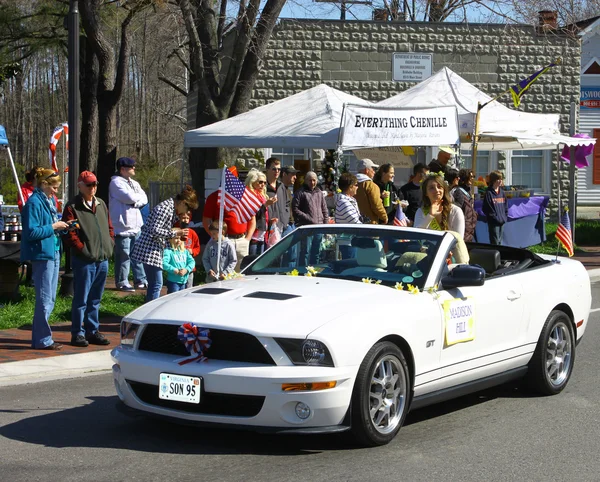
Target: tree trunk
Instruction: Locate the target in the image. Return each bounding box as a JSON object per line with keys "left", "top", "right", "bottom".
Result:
{"left": 79, "top": 35, "right": 98, "bottom": 173}
{"left": 96, "top": 99, "right": 118, "bottom": 201}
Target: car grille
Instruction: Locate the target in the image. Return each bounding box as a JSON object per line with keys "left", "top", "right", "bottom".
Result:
{"left": 127, "top": 381, "right": 264, "bottom": 417}
{"left": 138, "top": 324, "right": 276, "bottom": 365}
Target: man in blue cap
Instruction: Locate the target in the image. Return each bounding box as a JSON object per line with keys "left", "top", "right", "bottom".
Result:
{"left": 108, "top": 157, "right": 148, "bottom": 291}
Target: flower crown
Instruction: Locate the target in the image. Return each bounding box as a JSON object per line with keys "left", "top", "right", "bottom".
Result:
{"left": 420, "top": 171, "right": 445, "bottom": 183}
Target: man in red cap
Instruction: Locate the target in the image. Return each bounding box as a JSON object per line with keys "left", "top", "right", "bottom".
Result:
{"left": 62, "top": 171, "right": 115, "bottom": 347}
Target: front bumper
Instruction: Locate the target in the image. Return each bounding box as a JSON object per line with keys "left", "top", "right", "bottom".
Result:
{"left": 112, "top": 347, "right": 356, "bottom": 431}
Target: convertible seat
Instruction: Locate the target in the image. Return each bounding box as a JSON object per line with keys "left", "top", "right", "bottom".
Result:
{"left": 341, "top": 239, "right": 387, "bottom": 275}
{"left": 469, "top": 248, "right": 501, "bottom": 274}
{"left": 447, "top": 231, "right": 470, "bottom": 264}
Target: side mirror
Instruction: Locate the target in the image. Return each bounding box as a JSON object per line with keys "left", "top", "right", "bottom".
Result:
{"left": 240, "top": 254, "right": 258, "bottom": 272}
{"left": 441, "top": 264, "right": 485, "bottom": 290}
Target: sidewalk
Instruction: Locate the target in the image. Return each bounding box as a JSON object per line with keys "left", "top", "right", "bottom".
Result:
{"left": 1, "top": 255, "right": 599, "bottom": 386}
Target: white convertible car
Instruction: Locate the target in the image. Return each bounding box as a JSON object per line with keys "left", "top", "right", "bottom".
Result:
{"left": 112, "top": 225, "right": 591, "bottom": 446}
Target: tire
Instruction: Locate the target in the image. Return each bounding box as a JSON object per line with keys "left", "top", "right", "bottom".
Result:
{"left": 350, "top": 341, "right": 411, "bottom": 447}
{"left": 526, "top": 310, "right": 575, "bottom": 396}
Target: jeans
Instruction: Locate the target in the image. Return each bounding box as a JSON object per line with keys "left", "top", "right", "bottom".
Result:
{"left": 71, "top": 256, "right": 108, "bottom": 338}
{"left": 281, "top": 224, "right": 297, "bottom": 267}
{"left": 488, "top": 223, "right": 504, "bottom": 245}
{"left": 249, "top": 240, "right": 265, "bottom": 256}
{"left": 31, "top": 250, "right": 60, "bottom": 348}
{"left": 114, "top": 234, "right": 146, "bottom": 287}
{"left": 339, "top": 245, "right": 357, "bottom": 260}
{"left": 166, "top": 280, "right": 186, "bottom": 294}
{"left": 298, "top": 233, "right": 323, "bottom": 266}
{"left": 143, "top": 263, "right": 163, "bottom": 302}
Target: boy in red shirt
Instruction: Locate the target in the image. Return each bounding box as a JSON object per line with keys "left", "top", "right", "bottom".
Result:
{"left": 176, "top": 211, "right": 200, "bottom": 288}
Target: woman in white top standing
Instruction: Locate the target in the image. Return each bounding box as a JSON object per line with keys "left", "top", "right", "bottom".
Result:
{"left": 335, "top": 172, "right": 361, "bottom": 259}
{"left": 414, "top": 173, "right": 465, "bottom": 238}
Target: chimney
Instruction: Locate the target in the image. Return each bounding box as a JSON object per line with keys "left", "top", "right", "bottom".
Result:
{"left": 538, "top": 10, "right": 558, "bottom": 30}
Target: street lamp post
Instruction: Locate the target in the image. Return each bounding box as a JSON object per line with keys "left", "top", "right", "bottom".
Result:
{"left": 60, "top": 0, "right": 80, "bottom": 296}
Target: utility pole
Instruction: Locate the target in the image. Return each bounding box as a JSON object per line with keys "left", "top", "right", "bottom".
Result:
{"left": 60, "top": 0, "right": 80, "bottom": 296}
{"left": 314, "top": 0, "right": 372, "bottom": 20}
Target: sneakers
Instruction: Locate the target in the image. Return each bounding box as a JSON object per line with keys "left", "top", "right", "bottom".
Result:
{"left": 71, "top": 335, "right": 89, "bottom": 347}
{"left": 86, "top": 332, "right": 111, "bottom": 346}
{"left": 118, "top": 284, "right": 135, "bottom": 292}
{"left": 41, "top": 342, "right": 63, "bottom": 351}
{"left": 136, "top": 282, "right": 148, "bottom": 289}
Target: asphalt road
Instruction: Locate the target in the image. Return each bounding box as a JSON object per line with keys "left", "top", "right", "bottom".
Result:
{"left": 2, "top": 285, "right": 600, "bottom": 482}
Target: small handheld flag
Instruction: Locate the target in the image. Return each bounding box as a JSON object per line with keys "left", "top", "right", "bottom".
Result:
{"left": 217, "top": 168, "right": 263, "bottom": 223}
{"left": 49, "top": 123, "right": 68, "bottom": 172}
{"left": 510, "top": 60, "right": 559, "bottom": 108}
{"left": 393, "top": 205, "right": 408, "bottom": 227}
{"left": 556, "top": 207, "right": 574, "bottom": 257}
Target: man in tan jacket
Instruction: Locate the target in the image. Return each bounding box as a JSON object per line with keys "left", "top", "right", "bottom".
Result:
{"left": 355, "top": 159, "right": 388, "bottom": 224}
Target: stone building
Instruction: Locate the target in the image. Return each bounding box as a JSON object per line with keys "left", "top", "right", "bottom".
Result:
{"left": 251, "top": 18, "right": 580, "bottom": 212}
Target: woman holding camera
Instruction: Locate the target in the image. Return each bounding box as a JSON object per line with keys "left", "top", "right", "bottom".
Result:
{"left": 21, "top": 167, "right": 72, "bottom": 350}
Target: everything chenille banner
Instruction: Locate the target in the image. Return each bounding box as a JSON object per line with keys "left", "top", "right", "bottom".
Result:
{"left": 339, "top": 104, "right": 459, "bottom": 149}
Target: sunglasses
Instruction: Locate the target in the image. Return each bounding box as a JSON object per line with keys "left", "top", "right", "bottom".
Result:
{"left": 86, "top": 182, "right": 98, "bottom": 188}
{"left": 44, "top": 172, "right": 59, "bottom": 181}
{"left": 257, "top": 180, "right": 266, "bottom": 185}
{"left": 271, "top": 167, "right": 281, "bottom": 171}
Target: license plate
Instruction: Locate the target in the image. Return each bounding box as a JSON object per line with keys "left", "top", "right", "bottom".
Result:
{"left": 158, "top": 373, "right": 201, "bottom": 404}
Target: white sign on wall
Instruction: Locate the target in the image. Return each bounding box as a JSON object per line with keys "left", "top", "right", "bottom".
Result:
{"left": 392, "top": 53, "right": 433, "bottom": 82}
{"left": 339, "top": 104, "right": 459, "bottom": 149}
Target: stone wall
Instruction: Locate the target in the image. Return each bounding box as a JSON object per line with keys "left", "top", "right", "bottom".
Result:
{"left": 251, "top": 19, "right": 581, "bottom": 215}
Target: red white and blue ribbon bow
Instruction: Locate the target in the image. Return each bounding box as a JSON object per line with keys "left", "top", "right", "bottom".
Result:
{"left": 175, "top": 323, "right": 211, "bottom": 365}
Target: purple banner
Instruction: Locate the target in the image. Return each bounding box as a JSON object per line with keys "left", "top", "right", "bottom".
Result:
{"left": 474, "top": 195, "right": 549, "bottom": 221}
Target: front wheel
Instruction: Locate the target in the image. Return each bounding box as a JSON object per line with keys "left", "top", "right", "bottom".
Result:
{"left": 526, "top": 310, "right": 575, "bottom": 395}
{"left": 350, "top": 342, "right": 411, "bottom": 447}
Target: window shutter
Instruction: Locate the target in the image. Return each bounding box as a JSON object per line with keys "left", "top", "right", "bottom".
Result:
{"left": 593, "top": 129, "right": 600, "bottom": 184}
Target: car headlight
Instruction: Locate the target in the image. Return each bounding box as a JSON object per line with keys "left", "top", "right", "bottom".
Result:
{"left": 275, "top": 338, "right": 334, "bottom": 367}
{"left": 120, "top": 319, "right": 141, "bottom": 348}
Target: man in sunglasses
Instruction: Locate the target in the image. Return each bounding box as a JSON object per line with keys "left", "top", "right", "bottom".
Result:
{"left": 62, "top": 171, "right": 114, "bottom": 348}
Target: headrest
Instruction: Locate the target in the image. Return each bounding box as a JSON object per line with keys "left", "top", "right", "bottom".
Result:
{"left": 356, "top": 239, "right": 387, "bottom": 269}
{"left": 389, "top": 241, "right": 421, "bottom": 255}
{"left": 351, "top": 237, "right": 376, "bottom": 248}
{"left": 469, "top": 248, "right": 500, "bottom": 274}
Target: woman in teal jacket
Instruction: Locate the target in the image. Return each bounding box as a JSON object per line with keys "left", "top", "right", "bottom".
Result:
{"left": 21, "top": 168, "right": 70, "bottom": 350}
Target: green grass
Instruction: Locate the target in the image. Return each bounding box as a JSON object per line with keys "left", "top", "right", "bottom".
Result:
{"left": 0, "top": 284, "right": 145, "bottom": 330}
{"left": 528, "top": 220, "right": 600, "bottom": 255}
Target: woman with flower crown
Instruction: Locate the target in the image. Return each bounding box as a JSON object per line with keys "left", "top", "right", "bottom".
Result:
{"left": 414, "top": 172, "right": 465, "bottom": 238}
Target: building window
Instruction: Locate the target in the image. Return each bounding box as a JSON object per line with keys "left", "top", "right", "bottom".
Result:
{"left": 460, "top": 150, "right": 491, "bottom": 179}
{"left": 511, "top": 150, "right": 543, "bottom": 191}
{"left": 269, "top": 147, "right": 307, "bottom": 166}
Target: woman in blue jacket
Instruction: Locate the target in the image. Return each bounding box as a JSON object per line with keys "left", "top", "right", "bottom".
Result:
{"left": 21, "top": 168, "right": 70, "bottom": 350}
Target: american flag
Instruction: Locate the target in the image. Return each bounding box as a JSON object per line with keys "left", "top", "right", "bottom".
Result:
{"left": 393, "top": 205, "right": 408, "bottom": 227}
{"left": 48, "top": 123, "right": 68, "bottom": 173}
{"left": 556, "top": 208, "right": 574, "bottom": 257}
{"left": 217, "top": 168, "right": 263, "bottom": 223}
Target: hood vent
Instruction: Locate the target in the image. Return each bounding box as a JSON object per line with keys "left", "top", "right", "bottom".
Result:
{"left": 194, "top": 287, "right": 232, "bottom": 295}
{"left": 244, "top": 291, "right": 300, "bottom": 301}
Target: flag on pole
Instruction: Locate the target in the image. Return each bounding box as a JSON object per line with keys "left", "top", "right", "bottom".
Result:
{"left": 556, "top": 208, "right": 574, "bottom": 257}
{"left": 49, "top": 122, "right": 68, "bottom": 172}
{"left": 217, "top": 168, "right": 263, "bottom": 223}
{"left": 393, "top": 205, "right": 408, "bottom": 227}
{"left": 509, "top": 61, "right": 558, "bottom": 108}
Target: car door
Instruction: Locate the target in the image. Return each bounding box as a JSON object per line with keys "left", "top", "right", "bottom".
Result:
{"left": 435, "top": 272, "right": 525, "bottom": 389}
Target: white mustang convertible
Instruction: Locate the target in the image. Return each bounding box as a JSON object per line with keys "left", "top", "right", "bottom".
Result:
{"left": 112, "top": 225, "right": 591, "bottom": 446}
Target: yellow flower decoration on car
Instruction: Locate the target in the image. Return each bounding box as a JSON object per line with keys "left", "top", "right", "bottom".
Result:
{"left": 362, "top": 277, "right": 373, "bottom": 283}
{"left": 287, "top": 269, "right": 299, "bottom": 276}
{"left": 407, "top": 284, "right": 420, "bottom": 294}
{"left": 223, "top": 272, "right": 244, "bottom": 280}
{"left": 375, "top": 280, "right": 382, "bottom": 285}
{"left": 394, "top": 282, "right": 404, "bottom": 290}
{"left": 306, "top": 266, "right": 318, "bottom": 277}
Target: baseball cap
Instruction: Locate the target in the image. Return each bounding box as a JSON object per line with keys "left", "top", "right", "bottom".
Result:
{"left": 117, "top": 156, "right": 136, "bottom": 168}
{"left": 281, "top": 165, "right": 299, "bottom": 174}
{"left": 78, "top": 171, "right": 98, "bottom": 184}
{"left": 357, "top": 158, "right": 379, "bottom": 170}
{"left": 439, "top": 146, "right": 458, "bottom": 155}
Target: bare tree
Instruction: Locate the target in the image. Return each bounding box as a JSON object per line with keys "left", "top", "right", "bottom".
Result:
{"left": 174, "top": 0, "right": 287, "bottom": 202}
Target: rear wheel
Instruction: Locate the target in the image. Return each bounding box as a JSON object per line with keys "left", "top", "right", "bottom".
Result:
{"left": 350, "top": 342, "right": 411, "bottom": 446}
{"left": 527, "top": 310, "right": 575, "bottom": 395}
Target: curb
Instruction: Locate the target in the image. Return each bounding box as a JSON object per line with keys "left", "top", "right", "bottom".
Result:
{"left": 0, "top": 350, "right": 113, "bottom": 387}
{"left": 589, "top": 268, "right": 600, "bottom": 283}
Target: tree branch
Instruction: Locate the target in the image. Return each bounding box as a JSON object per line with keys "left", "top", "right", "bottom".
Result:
{"left": 158, "top": 74, "right": 188, "bottom": 95}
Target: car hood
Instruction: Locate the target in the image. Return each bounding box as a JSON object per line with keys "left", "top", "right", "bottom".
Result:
{"left": 125, "top": 275, "right": 391, "bottom": 338}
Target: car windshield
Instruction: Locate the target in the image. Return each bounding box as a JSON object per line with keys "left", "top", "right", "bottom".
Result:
{"left": 244, "top": 226, "right": 443, "bottom": 289}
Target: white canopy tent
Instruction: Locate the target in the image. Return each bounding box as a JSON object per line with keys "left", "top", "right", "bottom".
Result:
{"left": 377, "top": 67, "right": 594, "bottom": 150}
{"left": 184, "top": 84, "right": 371, "bottom": 149}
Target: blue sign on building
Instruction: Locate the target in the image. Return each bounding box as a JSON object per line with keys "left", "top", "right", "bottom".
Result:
{"left": 581, "top": 87, "right": 600, "bottom": 109}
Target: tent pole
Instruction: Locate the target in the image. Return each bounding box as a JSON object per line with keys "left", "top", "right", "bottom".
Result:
{"left": 7, "top": 147, "right": 25, "bottom": 206}
{"left": 568, "top": 102, "right": 577, "bottom": 243}
{"left": 471, "top": 102, "right": 481, "bottom": 176}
